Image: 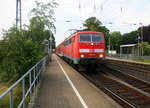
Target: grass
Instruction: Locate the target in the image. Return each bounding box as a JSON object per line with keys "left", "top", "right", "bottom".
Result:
{"left": 0, "top": 83, "right": 9, "bottom": 108}
{"left": 136, "top": 59, "right": 150, "bottom": 63}
{"left": 0, "top": 83, "right": 30, "bottom": 108}
{"left": 0, "top": 83, "right": 8, "bottom": 95}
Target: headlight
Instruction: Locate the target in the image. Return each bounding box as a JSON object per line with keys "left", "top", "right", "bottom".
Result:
{"left": 99, "top": 54, "right": 103, "bottom": 58}
{"left": 81, "top": 54, "right": 84, "bottom": 57}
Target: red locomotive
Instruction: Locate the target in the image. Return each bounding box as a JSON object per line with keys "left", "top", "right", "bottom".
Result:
{"left": 55, "top": 31, "right": 106, "bottom": 71}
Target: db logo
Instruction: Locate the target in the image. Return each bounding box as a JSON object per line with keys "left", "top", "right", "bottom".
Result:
{"left": 90, "top": 49, "right": 95, "bottom": 52}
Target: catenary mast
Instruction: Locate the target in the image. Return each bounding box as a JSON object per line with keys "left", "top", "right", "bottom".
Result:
{"left": 16, "top": 0, "right": 22, "bottom": 30}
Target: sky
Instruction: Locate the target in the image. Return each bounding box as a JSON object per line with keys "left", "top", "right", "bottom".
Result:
{"left": 0, "top": 0, "right": 150, "bottom": 45}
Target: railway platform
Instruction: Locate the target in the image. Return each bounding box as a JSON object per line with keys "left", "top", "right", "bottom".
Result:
{"left": 33, "top": 54, "right": 122, "bottom": 108}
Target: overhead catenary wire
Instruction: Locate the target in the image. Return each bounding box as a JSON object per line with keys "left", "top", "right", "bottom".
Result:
{"left": 100, "top": 0, "right": 136, "bottom": 22}
{"left": 65, "top": 0, "right": 138, "bottom": 33}
{"left": 86, "top": 0, "right": 136, "bottom": 25}
{"left": 88, "top": 0, "right": 107, "bottom": 17}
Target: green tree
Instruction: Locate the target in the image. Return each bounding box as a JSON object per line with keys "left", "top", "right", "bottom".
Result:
{"left": 83, "top": 17, "right": 102, "bottom": 31}
{"left": 0, "top": 0, "right": 58, "bottom": 83}
{"left": 0, "top": 27, "right": 45, "bottom": 82}
{"left": 110, "top": 31, "right": 122, "bottom": 52}
{"left": 83, "top": 17, "right": 110, "bottom": 48}
{"left": 122, "top": 30, "right": 140, "bottom": 45}
{"left": 141, "top": 42, "right": 150, "bottom": 56}
{"left": 30, "top": 0, "right": 58, "bottom": 32}
{"left": 28, "top": 0, "right": 58, "bottom": 46}
{"left": 44, "top": 30, "right": 55, "bottom": 49}
{"left": 83, "top": 17, "right": 109, "bottom": 34}
{"left": 27, "top": 17, "right": 45, "bottom": 42}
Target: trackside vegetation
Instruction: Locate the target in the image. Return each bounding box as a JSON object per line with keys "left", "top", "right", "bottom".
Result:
{"left": 83, "top": 17, "right": 150, "bottom": 55}
{"left": 0, "top": 0, "right": 58, "bottom": 107}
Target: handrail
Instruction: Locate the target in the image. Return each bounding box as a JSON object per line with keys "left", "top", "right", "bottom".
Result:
{"left": 0, "top": 55, "right": 49, "bottom": 108}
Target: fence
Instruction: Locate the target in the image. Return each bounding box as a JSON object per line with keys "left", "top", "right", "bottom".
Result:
{"left": 107, "top": 53, "right": 150, "bottom": 60}
{"left": 0, "top": 55, "right": 49, "bottom": 108}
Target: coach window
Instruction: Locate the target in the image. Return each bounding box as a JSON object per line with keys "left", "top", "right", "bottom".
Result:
{"left": 69, "top": 38, "right": 72, "bottom": 44}
{"left": 65, "top": 40, "right": 67, "bottom": 46}
{"left": 92, "top": 34, "right": 102, "bottom": 43}
{"left": 67, "top": 40, "right": 69, "bottom": 45}
{"left": 80, "top": 34, "right": 91, "bottom": 42}
{"left": 66, "top": 40, "right": 68, "bottom": 45}
{"left": 68, "top": 39, "right": 70, "bottom": 44}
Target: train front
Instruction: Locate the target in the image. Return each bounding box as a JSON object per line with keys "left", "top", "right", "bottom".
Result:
{"left": 77, "top": 31, "right": 106, "bottom": 70}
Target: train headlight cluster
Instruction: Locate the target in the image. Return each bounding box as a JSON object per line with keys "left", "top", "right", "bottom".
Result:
{"left": 81, "top": 54, "right": 84, "bottom": 57}
{"left": 99, "top": 54, "right": 103, "bottom": 58}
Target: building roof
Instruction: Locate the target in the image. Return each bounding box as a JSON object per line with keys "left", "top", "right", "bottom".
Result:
{"left": 120, "top": 44, "right": 139, "bottom": 47}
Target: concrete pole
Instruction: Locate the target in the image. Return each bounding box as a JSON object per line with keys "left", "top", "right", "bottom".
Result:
{"left": 120, "top": 46, "right": 122, "bottom": 58}
{"left": 139, "top": 23, "right": 144, "bottom": 61}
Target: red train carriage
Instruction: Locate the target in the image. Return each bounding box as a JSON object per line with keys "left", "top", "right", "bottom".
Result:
{"left": 56, "top": 31, "right": 106, "bottom": 70}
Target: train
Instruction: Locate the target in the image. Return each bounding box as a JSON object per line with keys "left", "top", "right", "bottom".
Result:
{"left": 55, "top": 31, "right": 106, "bottom": 71}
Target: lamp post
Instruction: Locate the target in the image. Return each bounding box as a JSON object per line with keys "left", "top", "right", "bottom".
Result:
{"left": 139, "top": 23, "right": 143, "bottom": 41}
{"left": 49, "top": 32, "right": 53, "bottom": 61}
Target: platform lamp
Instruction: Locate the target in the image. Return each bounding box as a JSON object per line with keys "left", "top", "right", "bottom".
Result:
{"left": 49, "top": 33, "right": 53, "bottom": 61}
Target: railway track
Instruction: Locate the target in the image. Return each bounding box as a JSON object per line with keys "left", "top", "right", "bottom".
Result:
{"left": 107, "top": 58, "right": 150, "bottom": 77}
{"left": 101, "top": 66, "right": 150, "bottom": 95}
{"left": 60, "top": 56, "right": 150, "bottom": 107}
{"left": 80, "top": 69, "right": 150, "bottom": 108}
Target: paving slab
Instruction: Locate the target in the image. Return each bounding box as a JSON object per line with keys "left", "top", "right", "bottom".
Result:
{"left": 34, "top": 54, "right": 122, "bottom": 108}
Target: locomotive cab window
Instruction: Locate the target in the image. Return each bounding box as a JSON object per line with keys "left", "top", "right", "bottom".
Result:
{"left": 80, "top": 34, "right": 102, "bottom": 43}
{"left": 80, "top": 34, "right": 91, "bottom": 42}
{"left": 92, "top": 34, "right": 102, "bottom": 42}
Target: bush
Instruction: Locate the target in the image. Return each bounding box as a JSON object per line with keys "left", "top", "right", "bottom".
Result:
{"left": 0, "top": 27, "right": 45, "bottom": 83}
